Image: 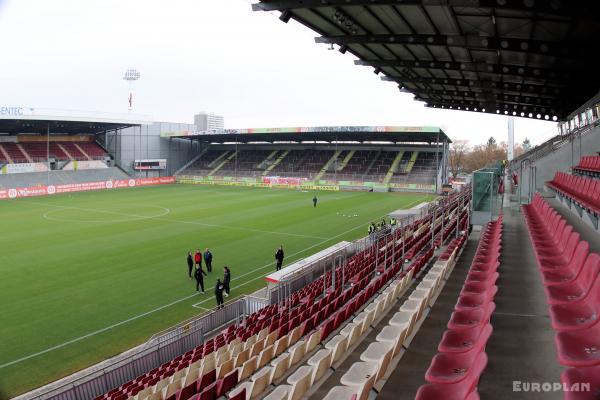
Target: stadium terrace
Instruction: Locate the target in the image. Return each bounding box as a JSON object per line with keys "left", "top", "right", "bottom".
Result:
{"left": 2, "top": 1, "right": 600, "bottom": 399}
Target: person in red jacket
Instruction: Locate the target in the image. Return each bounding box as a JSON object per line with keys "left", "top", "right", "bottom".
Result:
{"left": 194, "top": 249, "right": 202, "bottom": 270}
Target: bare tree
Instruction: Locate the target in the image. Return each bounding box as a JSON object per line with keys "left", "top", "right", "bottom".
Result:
{"left": 449, "top": 140, "right": 469, "bottom": 178}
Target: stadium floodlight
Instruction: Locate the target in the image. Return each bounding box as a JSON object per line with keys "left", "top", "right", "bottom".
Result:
{"left": 123, "top": 68, "right": 141, "bottom": 112}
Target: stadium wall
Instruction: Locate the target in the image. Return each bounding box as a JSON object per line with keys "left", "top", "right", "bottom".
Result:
{"left": 518, "top": 125, "right": 599, "bottom": 202}
{"left": 0, "top": 176, "right": 176, "bottom": 200}
{"left": 104, "top": 122, "right": 202, "bottom": 178}
{"left": 176, "top": 175, "right": 436, "bottom": 192}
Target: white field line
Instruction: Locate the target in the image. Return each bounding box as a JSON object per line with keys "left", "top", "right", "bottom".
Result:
{"left": 33, "top": 201, "right": 328, "bottom": 240}
{"left": 0, "top": 195, "right": 429, "bottom": 369}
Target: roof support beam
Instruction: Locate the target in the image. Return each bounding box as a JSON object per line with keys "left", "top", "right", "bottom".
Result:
{"left": 316, "top": 34, "right": 586, "bottom": 59}
{"left": 252, "top": 0, "right": 597, "bottom": 17}
{"left": 381, "top": 75, "right": 573, "bottom": 98}
{"left": 423, "top": 100, "right": 564, "bottom": 119}
{"left": 409, "top": 88, "right": 560, "bottom": 105}
{"left": 356, "top": 59, "right": 574, "bottom": 83}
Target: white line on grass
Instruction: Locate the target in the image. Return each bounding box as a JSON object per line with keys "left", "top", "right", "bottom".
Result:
{"left": 0, "top": 195, "right": 429, "bottom": 369}
{"left": 32, "top": 201, "right": 327, "bottom": 240}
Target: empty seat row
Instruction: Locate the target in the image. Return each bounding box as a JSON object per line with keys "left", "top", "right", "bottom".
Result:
{"left": 98, "top": 193, "right": 472, "bottom": 400}
{"left": 226, "top": 248, "right": 426, "bottom": 399}
{"left": 261, "top": 272, "right": 417, "bottom": 400}
{"left": 321, "top": 231, "right": 469, "bottom": 400}
{"left": 574, "top": 155, "right": 600, "bottom": 175}
{"left": 546, "top": 172, "right": 600, "bottom": 214}
{"left": 415, "top": 217, "right": 502, "bottom": 400}
{"left": 114, "top": 248, "right": 382, "bottom": 400}
{"left": 0, "top": 141, "right": 108, "bottom": 164}
{"left": 522, "top": 194, "right": 600, "bottom": 399}
{"left": 248, "top": 204, "right": 472, "bottom": 400}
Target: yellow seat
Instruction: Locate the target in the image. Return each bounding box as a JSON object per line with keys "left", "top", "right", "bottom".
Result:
{"left": 238, "top": 355, "right": 258, "bottom": 381}
{"left": 307, "top": 348, "right": 333, "bottom": 384}
{"left": 305, "top": 330, "right": 321, "bottom": 353}
{"left": 273, "top": 335, "right": 289, "bottom": 357}
{"left": 288, "top": 340, "right": 307, "bottom": 365}
{"left": 217, "top": 358, "right": 234, "bottom": 380}
{"left": 234, "top": 348, "right": 250, "bottom": 368}
{"left": 232, "top": 366, "right": 272, "bottom": 399}
{"left": 324, "top": 334, "right": 348, "bottom": 364}
{"left": 340, "top": 322, "right": 361, "bottom": 348}
{"left": 250, "top": 339, "right": 265, "bottom": 358}
{"left": 269, "top": 352, "right": 291, "bottom": 382}
{"left": 257, "top": 344, "right": 275, "bottom": 369}
{"left": 359, "top": 341, "right": 393, "bottom": 382}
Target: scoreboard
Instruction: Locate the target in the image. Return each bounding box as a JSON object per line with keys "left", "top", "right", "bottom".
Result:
{"left": 133, "top": 159, "right": 167, "bottom": 170}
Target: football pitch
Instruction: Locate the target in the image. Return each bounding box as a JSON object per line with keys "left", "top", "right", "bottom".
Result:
{"left": 0, "top": 184, "right": 435, "bottom": 397}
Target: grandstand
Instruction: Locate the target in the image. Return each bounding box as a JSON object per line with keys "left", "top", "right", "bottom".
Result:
{"left": 174, "top": 126, "right": 449, "bottom": 193}
{"left": 4, "top": 1, "right": 600, "bottom": 400}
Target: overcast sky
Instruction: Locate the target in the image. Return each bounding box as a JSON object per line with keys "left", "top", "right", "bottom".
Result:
{"left": 0, "top": 0, "right": 557, "bottom": 145}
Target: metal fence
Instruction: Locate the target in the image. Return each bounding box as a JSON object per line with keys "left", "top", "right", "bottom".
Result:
{"left": 38, "top": 323, "right": 204, "bottom": 400}
{"left": 25, "top": 239, "right": 386, "bottom": 400}
{"left": 243, "top": 295, "right": 270, "bottom": 315}
{"left": 268, "top": 245, "right": 351, "bottom": 305}
{"left": 29, "top": 293, "right": 272, "bottom": 400}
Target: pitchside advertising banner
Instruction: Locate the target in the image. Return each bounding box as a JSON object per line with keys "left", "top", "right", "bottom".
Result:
{"left": 0, "top": 177, "right": 176, "bottom": 200}
{"left": 176, "top": 175, "right": 435, "bottom": 192}
{"left": 1, "top": 163, "right": 49, "bottom": 174}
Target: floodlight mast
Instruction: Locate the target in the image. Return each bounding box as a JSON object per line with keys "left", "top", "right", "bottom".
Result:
{"left": 123, "top": 69, "right": 141, "bottom": 112}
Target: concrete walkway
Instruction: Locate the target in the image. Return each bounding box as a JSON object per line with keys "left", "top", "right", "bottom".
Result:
{"left": 376, "top": 233, "right": 481, "bottom": 400}
{"left": 547, "top": 196, "right": 600, "bottom": 254}
{"left": 478, "top": 207, "right": 562, "bottom": 399}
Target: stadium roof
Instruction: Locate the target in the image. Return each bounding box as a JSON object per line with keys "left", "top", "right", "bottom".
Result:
{"left": 161, "top": 125, "right": 451, "bottom": 144}
{"left": 252, "top": 0, "right": 600, "bottom": 121}
{"left": 0, "top": 107, "right": 151, "bottom": 134}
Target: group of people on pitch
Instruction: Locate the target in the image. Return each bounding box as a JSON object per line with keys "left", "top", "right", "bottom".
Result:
{"left": 187, "top": 249, "right": 230, "bottom": 309}
{"left": 186, "top": 244, "right": 287, "bottom": 310}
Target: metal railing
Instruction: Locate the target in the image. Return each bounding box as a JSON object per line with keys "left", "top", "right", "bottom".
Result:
{"left": 34, "top": 323, "right": 204, "bottom": 400}
{"left": 27, "top": 294, "right": 269, "bottom": 400}
{"left": 22, "top": 192, "right": 472, "bottom": 400}
{"left": 269, "top": 245, "right": 351, "bottom": 305}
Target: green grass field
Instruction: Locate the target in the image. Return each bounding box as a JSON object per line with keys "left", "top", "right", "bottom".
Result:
{"left": 0, "top": 184, "right": 435, "bottom": 398}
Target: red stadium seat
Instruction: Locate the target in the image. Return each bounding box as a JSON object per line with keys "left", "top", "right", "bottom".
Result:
{"left": 549, "top": 272, "right": 600, "bottom": 332}
{"left": 416, "top": 353, "right": 487, "bottom": 400}
{"left": 544, "top": 254, "right": 600, "bottom": 305}
{"left": 438, "top": 324, "right": 493, "bottom": 354}
{"left": 555, "top": 320, "right": 600, "bottom": 367}
{"left": 561, "top": 366, "right": 600, "bottom": 400}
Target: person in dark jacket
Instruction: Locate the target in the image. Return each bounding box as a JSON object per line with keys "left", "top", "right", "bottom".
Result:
{"left": 215, "top": 279, "right": 225, "bottom": 309}
{"left": 313, "top": 195, "right": 318, "bottom": 207}
{"left": 223, "top": 266, "right": 231, "bottom": 297}
{"left": 204, "top": 248, "right": 213, "bottom": 273}
{"left": 194, "top": 249, "right": 202, "bottom": 270}
{"left": 275, "top": 245, "right": 284, "bottom": 271}
{"left": 194, "top": 265, "right": 207, "bottom": 293}
{"left": 187, "top": 251, "right": 194, "bottom": 278}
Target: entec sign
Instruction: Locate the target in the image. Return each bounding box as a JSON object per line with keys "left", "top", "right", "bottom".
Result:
{"left": 0, "top": 177, "right": 176, "bottom": 200}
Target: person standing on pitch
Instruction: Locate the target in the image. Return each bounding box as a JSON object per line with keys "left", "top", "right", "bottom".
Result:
{"left": 313, "top": 195, "right": 318, "bottom": 207}
{"left": 204, "top": 248, "right": 213, "bottom": 273}
{"left": 215, "top": 278, "right": 225, "bottom": 309}
{"left": 223, "top": 266, "right": 231, "bottom": 297}
{"left": 194, "top": 265, "right": 207, "bottom": 293}
{"left": 187, "top": 251, "right": 194, "bottom": 279}
{"left": 194, "top": 249, "right": 202, "bottom": 271}
{"left": 275, "top": 245, "right": 284, "bottom": 271}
